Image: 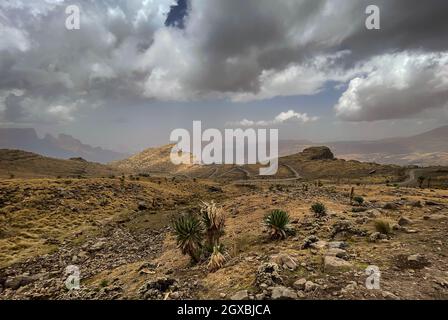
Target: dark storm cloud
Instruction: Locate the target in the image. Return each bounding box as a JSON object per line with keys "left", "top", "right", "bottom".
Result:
{"left": 1, "top": 0, "right": 448, "bottom": 124}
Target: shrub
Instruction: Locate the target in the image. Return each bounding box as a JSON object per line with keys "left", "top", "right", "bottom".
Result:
{"left": 99, "top": 280, "right": 109, "bottom": 288}
{"left": 353, "top": 196, "right": 364, "bottom": 205}
{"left": 172, "top": 214, "right": 204, "bottom": 263}
{"left": 208, "top": 245, "right": 226, "bottom": 272}
{"left": 264, "top": 210, "right": 291, "bottom": 240}
{"left": 200, "top": 201, "right": 226, "bottom": 248}
{"left": 374, "top": 219, "right": 392, "bottom": 235}
{"left": 311, "top": 202, "right": 327, "bottom": 216}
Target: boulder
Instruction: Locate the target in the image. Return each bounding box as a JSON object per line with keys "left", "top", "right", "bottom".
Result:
{"left": 398, "top": 216, "right": 413, "bottom": 226}
{"left": 270, "top": 254, "right": 297, "bottom": 271}
{"left": 271, "top": 286, "right": 297, "bottom": 300}
{"left": 293, "top": 278, "right": 307, "bottom": 291}
{"left": 231, "top": 290, "right": 249, "bottom": 300}
{"left": 324, "top": 256, "right": 352, "bottom": 272}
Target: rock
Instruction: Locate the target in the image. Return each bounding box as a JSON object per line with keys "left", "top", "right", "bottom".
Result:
{"left": 231, "top": 290, "right": 249, "bottom": 300}
{"left": 255, "top": 293, "right": 266, "bottom": 300}
{"left": 219, "top": 293, "right": 227, "bottom": 299}
{"left": 271, "top": 286, "right": 297, "bottom": 300}
{"left": 138, "top": 201, "right": 148, "bottom": 210}
{"left": 366, "top": 209, "right": 382, "bottom": 218}
{"left": 139, "top": 277, "right": 177, "bottom": 299}
{"left": 90, "top": 241, "right": 106, "bottom": 252}
{"left": 302, "top": 235, "right": 319, "bottom": 249}
{"left": 368, "top": 232, "right": 387, "bottom": 243}
{"left": 270, "top": 254, "right": 297, "bottom": 270}
{"left": 383, "top": 202, "right": 399, "bottom": 210}
{"left": 170, "top": 292, "right": 180, "bottom": 299}
{"left": 310, "top": 240, "right": 328, "bottom": 250}
{"left": 255, "top": 263, "right": 283, "bottom": 287}
{"left": 293, "top": 278, "right": 307, "bottom": 290}
{"left": 304, "top": 281, "right": 319, "bottom": 292}
{"left": 328, "top": 241, "right": 348, "bottom": 249}
{"left": 409, "top": 200, "right": 422, "bottom": 208}
{"left": 5, "top": 275, "right": 35, "bottom": 290}
{"left": 382, "top": 291, "right": 399, "bottom": 300}
{"left": 398, "top": 216, "right": 413, "bottom": 226}
{"left": 324, "top": 256, "right": 352, "bottom": 272}
{"left": 407, "top": 254, "right": 426, "bottom": 263}
{"left": 426, "top": 214, "right": 446, "bottom": 221}
{"left": 326, "top": 248, "right": 348, "bottom": 259}
{"left": 300, "top": 146, "right": 334, "bottom": 160}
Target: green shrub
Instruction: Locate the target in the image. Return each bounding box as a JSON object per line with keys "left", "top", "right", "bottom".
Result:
{"left": 172, "top": 214, "right": 204, "bottom": 263}
{"left": 311, "top": 202, "right": 327, "bottom": 216}
{"left": 353, "top": 196, "right": 364, "bottom": 205}
{"left": 264, "top": 210, "right": 291, "bottom": 240}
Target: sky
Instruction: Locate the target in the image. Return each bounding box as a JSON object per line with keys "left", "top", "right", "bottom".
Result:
{"left": 1, "top": 0, "right": 448, "bottom": 153}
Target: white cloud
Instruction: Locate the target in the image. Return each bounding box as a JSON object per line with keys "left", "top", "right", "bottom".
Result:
{"left": 335, "top": 52, "right": 448, "bottom": 121}
{"left": 232, "top": 110, "right": 318, "bottom": 127}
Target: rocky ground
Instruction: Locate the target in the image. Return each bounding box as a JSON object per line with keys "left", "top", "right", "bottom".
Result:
{"left": 1, "top": 177, "right": 447, "bottom": 300}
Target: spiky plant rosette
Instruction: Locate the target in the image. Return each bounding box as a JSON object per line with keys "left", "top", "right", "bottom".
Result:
{"left": 264, "top": 209, "right": 291, "bottom": 240}
{"left": 172, "top": 213, "right": 204, "bottom": 262}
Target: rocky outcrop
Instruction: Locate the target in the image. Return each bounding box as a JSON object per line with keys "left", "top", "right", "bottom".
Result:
{"left": 300, "top": 146, "right": 335, "bottom": 160}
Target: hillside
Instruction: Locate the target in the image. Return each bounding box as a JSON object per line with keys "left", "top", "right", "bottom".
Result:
{"left": 0, "top": 149, "right": 118, "bottom": 178}
{"left": 277, "top": 125, "right": 448, "bottom": 166}
{"left": 111, "top": 145, "right": 404, "bottom": 183}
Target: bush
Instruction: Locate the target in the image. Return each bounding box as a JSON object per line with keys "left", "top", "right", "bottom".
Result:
{"left": 353, "top": 196, "right": 364, "bottom": 205}
{"left": 311, "top": 202, "right": 327, "bottom": 216}
{"left": 200, "top": 201, "right": 226, "bottom": 249}
{"left": 208, "top": 245, "right": 226, "bottom": 272}
{"left": 172, "top": 214, "right": 204, "bottom": 263}
{"left": 264, "top": 210, "right": 291, "bottom": 240}
{"left": 374, "top": 219, "right": 392, "bottom": 235}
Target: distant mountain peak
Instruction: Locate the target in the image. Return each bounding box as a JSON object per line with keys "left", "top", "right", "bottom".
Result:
{"left": 0, "top": 128, "right": 128, "bottom": 163}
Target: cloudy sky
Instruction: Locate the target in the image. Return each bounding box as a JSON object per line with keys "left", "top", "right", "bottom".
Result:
{"left": 1, "top": 0, "right": 448, "bottom": 152}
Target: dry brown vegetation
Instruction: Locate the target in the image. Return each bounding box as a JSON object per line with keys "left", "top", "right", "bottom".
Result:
{"left": 1, "top": 146, "right": 448, "bottom": 300}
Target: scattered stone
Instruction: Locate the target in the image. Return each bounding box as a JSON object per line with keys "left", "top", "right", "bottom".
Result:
{"left": 270, "top": 286, "right": 297, "bottom": 300}
{"left": 366, "top": 209, "right": 382, "bottom": 218}
{"left": 328, "top": 241, "right": 348, "bottom": 249}
{"left": 326, "top": 248, "right": 348, "bottom": 259}
{"left": 425, "top": 201, "right": 441, "bottom": 206}
{"left": 293, "top": 278, "right": 307, "bottom": 291}
{"left": 304, "top": 281, "right": 319, "bottom": 292}
{"left": 383, "top": 202, "right": 399, "bottom": 210}
{"left": 409, "top": 200, "right": 422, "bottom": 208}
{"left": 270, "top": 254, "right": 297, "bottom": 271}
{"left": 89, "top": 241, "right": 106, "bottom": 252}
{"left": 398, "top": 216, "right": 413, "bottom": 226}
{"left": 324, "top": 256, "right": 352, "bottom": 272}
{"left": 138, "top": 201, "right": 148, "bottom": 211}
{"left": 255, "top": 263, "right": 283, "bottom": 287}
{"left": 5, "top": 275, "right": 35, "bottom": 290}
{"left": 301, "top": 235, "right": 319, "bottom": 249}
{"left": 231, "top": 290, "right": 249, "bottom": 300}
{"left": 310, "top": 240, "right": 328, "bottom": 250}
{"left": 368, "top": 232, "right": 387, "bottom": 243}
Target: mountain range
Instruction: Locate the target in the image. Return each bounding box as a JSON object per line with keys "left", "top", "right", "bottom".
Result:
{"left": 0, "top": 128, "right": 128, "bottom": 163}
{"left": 1, "top": 125, "right": 448, "bottom": 166}
{"left": 279, "top": 125, "right": 448, "bottom": 166}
